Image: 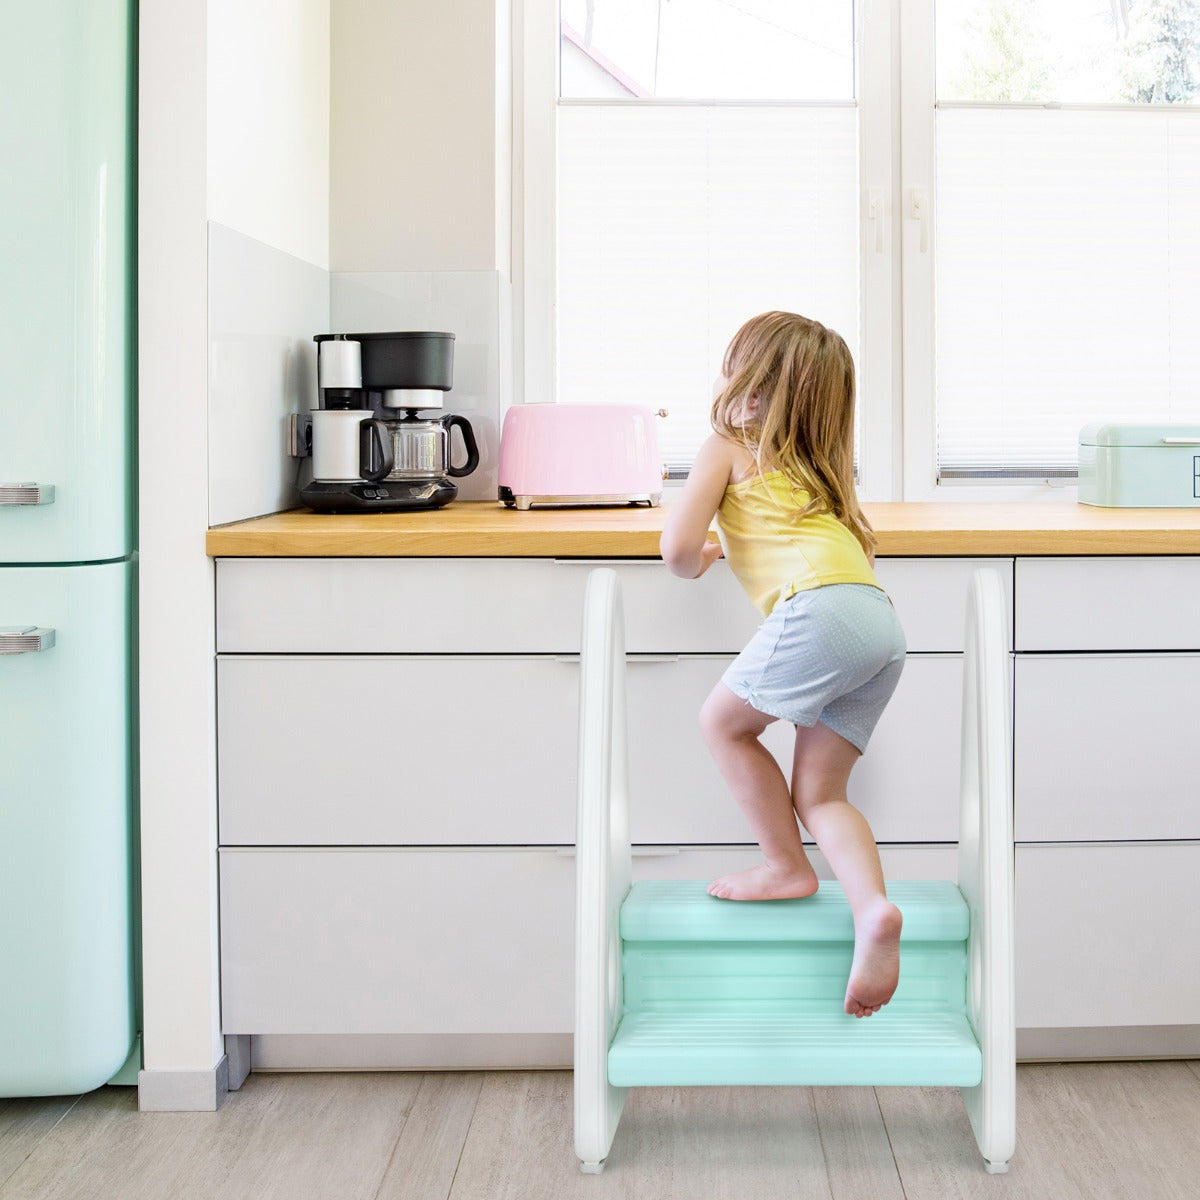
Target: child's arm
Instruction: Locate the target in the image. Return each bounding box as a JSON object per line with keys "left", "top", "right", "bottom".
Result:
{"left": 659, "top": 434, "right": 733, "bottom": 579}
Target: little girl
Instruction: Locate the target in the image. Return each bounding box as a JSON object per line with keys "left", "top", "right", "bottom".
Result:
{"left": 660, "top": 311, "right": 907, "bottom": 1019}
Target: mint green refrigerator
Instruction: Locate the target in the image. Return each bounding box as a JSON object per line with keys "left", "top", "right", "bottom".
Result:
{"left": 0, "top": 1, "right": 137, "bottom": 1095}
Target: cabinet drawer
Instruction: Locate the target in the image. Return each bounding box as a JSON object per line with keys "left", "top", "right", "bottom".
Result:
{"left": 1014, "top": 655, "right": 1200, "bottom": 842}
{"left": 874, "top": 558, "right": 1013, "bottom": 653}
{"left": 219, "top": 848, "right": 577, "bottom": 1035}
{"left": 215, "top": 558, "right": 755, "bottom": 654}
{"left": 1017, "top": 557, "right": 1200, "bottom": 651}
{"left": 219, "top": 652, "right": 962, "bottom": 846}
{"left": 1015, "top": 843, "right": 1200, "bottom": 1028}
{"left": 218, "top": 655, "right": 579, "bottom": 845}
{"left": 219, "top": 845, "right": 960, "bottom": 1037}
{"left": 627, "top": 654, "right": 963, "bottom": 844}
{"left": 215, "top": 556, "right": 1011, "bottom": 655}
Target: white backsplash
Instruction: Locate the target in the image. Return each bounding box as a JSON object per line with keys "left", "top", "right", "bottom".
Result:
{"left": 330, "top": 271, "right": 510, "bottom": 503}
{"left": 208, "top": 223, "right": 330, "bottom": 525}
{"left": 207, "top": 238, "right": 508, "bottom": 520}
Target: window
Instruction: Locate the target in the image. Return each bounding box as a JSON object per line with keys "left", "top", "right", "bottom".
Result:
{"left": 924, "top": 0, "right": 1200, "bottom": 482}
{"left": 519, "top": 0, "right": 1200, "bottom": 498}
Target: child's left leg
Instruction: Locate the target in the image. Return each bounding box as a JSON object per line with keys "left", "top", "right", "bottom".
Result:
{"left": 790, "top": 721, "right": 902, "bottom": 1018}
{"left": 699, "top": 682, "right": 820, "bottom": 901}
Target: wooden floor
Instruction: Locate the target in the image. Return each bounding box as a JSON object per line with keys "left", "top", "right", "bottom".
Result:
{"left": 3, "top": 1063, "right": 1199, "bottom": 1199}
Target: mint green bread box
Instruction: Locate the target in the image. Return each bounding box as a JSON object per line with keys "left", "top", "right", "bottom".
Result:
{"left": 1078, "top": 423, "right": 1200, "bottom": 507}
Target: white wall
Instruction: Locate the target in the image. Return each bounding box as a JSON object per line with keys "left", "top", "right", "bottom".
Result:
{"left": 138, "top": 0, "right": 223, "bottom": 1091}
{"left": 330, "top": 0, "right": 510, "bottom": 272}
{"left": 207, "top": 0, "right": 331, "bottom": 269}
{"left": 140, "top": 0, "right": 332, "bottom": 1105}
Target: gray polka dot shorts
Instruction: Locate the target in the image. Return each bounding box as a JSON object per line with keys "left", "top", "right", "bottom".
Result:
{"left": 721, "top": 583, "right": 907, "bottom": 753}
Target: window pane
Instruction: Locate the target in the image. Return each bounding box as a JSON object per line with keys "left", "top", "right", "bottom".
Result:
{"left": 560, "top": 0, "right": 855, "bottom": 101}
{"left": 937, "top": 0, "right": 1200, "bottom": 105}
{"left": 557, "top": 106, "right": 859, "bottom": 466}
{"left": 934, "top": 108, "right": 1200, "bottom": 475}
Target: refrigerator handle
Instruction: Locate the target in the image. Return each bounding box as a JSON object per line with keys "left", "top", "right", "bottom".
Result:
{"left": 0, "top": 627, "right": 56, "bottom": 654}
{"left": 0, "top": 483, "right": 56, "bottom": 506}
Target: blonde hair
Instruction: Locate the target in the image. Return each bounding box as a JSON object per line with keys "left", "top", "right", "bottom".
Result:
{"left": 710, "top": 311, "right": 875, "bottom": 557}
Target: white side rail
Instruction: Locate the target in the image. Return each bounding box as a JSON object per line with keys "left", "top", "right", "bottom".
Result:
{"left": 957, "top": 568, "right": 1017, "bottom": 1173}
{"left": 574, "top": 569, "right": 632, "bottom": 1173}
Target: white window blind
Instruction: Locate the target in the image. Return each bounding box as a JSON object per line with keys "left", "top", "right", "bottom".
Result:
{"left": 556, "top": 105, "right": 860, "bottom": 469}
{"left": 934, "top": 108, "right": 1200, "bottom": 476}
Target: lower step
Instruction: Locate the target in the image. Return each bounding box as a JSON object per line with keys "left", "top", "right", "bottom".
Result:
{"left": 608, "top": 1008, "right": 983, "bottom": 1087}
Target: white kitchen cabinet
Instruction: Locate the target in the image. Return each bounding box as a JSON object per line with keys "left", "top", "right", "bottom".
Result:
{"left": 1015, "top": 843, "right": 1200, "bottom": 1029}
{"left": 217, "top": 650, "right": 962, "bottom": 846}
{"left": 219, "top": 844, "right": 958, "bottom": 1039}
{"left": 219, "top": 847, "right": 578, "bottom": 1035}
{"left": 212, "top": 551, "right": 1200, "bottom": 1060}
{"left": 215, "top": 555, "right": 1012, "bottom": 655}
{"left": 626, "top": 653, "right": 964, "bottom": 845}
{"left": 874, "top": 557, "right": 1013, "bottom": 652}
{"left": 1015, "top": 655, "right": 1200, "bottom": 842}
{"left": 1017, "top": 557, "right": 1200, "bottom": 651}
{"left": 217, "top": 654, "right": 581, "bottom": 845}
{"left": 215, "top": 557, "right": 755, "bottom": 654}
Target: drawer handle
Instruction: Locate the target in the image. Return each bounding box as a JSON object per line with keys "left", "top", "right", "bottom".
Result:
{"left": 0, "top": 482, "right": 56, "bottom": 506}
{"left": 555, "top": 847, "right": 681, "bottom": 858}
{"left": 1160, "top": 437, "right": 1200, "bottom": 446}
{"left": 554, "top": 558, "right": 664, "bottom": 566}
{"left": 0, "top": 626, "right": 56, "bottom": 654}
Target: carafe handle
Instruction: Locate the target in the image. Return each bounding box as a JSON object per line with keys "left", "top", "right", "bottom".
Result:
{"left": 444, "top": 414, "right": 480, "bottom": 478}
{"left": 360, "top": 418, "right": 394, "bottom": 482}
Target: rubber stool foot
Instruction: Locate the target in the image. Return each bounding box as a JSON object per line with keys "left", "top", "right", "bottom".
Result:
{"left": 984, "top": 1161, "right": 1009, "bottom": 1174}
{"left": 579, "top": 1161, "right": 606, "bottom": 1175}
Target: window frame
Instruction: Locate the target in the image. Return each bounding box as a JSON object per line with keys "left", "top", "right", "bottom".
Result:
{"left": 514, "top": 0, "right": 1151, "bottom": 503}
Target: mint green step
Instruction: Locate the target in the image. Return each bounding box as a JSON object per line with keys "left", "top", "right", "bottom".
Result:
{"left": 609, "top": 878, "right": 982, "bottom": 1089}
{"left": 609, "top": 1009, "right": 982, "bottom": 1087}
{"left": 620, "top": 879, "right": 970, "bottom": 941}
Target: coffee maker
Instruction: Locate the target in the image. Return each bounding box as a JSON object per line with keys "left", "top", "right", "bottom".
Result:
{"left": 299, "top": 331, "right": 479, "bottom": 513}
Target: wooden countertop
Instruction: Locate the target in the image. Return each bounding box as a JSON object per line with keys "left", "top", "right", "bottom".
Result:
{"left": 206, "top": 501, "right": 1200, "bottom": 557}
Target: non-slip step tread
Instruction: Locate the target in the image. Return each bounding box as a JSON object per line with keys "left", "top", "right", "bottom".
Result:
{"left": 619, "top": 879, "right": 969, "bottom": 942}
{"left": 608, "top": 1007, "right": 983, "bottom": 1087}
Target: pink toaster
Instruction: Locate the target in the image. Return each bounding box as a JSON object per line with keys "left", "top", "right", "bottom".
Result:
{"left": 497, "top": 404, "right": 666, "bottom": 509}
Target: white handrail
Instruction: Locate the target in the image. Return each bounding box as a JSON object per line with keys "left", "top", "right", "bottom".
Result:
{"left": 957, "top": 568, "right": 1017, "bottom": 1173}
{"left": 573, "top": 569, "right": 631, "bottom": 1173}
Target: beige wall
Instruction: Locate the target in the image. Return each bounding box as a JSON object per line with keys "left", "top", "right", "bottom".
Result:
{"left": 207, "top": 0, "right": 331, "bottom": 267}
{"left": 330, "top": 0, "right": 510, "bottom": 272}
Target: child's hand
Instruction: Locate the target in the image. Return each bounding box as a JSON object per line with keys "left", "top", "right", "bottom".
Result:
{"left": 693, "top": 538, "right": 724, "bottom": 577}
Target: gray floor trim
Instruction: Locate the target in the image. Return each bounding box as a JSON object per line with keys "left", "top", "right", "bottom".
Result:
{"left": 137, "top": 1055, "right": 230, "bottom": 1112}
{"left": 223, "top": 1029, "right": 1200, "bottom": 1078}
{"left": 1018, "top": 1025, "right": 1200, "bottom": 1061}
{"left": 250, "top": 1034, "right": 573, "bottom": 1072}
{"left": 225, "top": 1036, "right": 251, "bottom": 1091}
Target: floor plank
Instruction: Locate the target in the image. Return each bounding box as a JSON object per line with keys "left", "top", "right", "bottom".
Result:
{"left": 0, "top": 1097, "right": 79, "bottom": 1191}
{"left": 0, "top": 1073, "right": 421, "bottom": 1200}
{"left": 812, "top": 1088, "right": 906, "bottom": 1200}
{"left": 2, "top": 1063, "right": 1199, "bottom": 1200}
{"left": 448, "top": 1071, "right": 835, "bottom": 1200}
{"left": 877, "top": 1062, "right": 1200, "bottom": 1200}
{"left": 375, "top": 1072, "right": 482, "bottom": 1200}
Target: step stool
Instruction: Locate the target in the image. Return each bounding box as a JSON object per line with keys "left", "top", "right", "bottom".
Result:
{"left": 574, "top": 568, "right": 1016, "bottom": 1174}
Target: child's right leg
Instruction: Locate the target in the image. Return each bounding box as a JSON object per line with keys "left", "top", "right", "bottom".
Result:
{"left": 790, "top": 722, "right": 902, "bottom": 1018}
{"left": 699, "top": 683, "right": 820, "bottom": 901}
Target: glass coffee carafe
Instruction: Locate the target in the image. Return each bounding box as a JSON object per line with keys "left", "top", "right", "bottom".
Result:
{"left": 383, "top": 410, "right": 479, "bottom": 485}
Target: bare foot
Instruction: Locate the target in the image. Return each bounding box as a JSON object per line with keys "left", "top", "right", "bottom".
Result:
{"left": 844, "top": 899, "right": 903, "bottom": 1017}
{"left": 706, "top": 861, "right": 820, "bottom": 901}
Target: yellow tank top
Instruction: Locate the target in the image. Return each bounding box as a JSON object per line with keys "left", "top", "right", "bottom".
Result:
{"left": 717, "top": 469, "right": 880, "bottom": 616}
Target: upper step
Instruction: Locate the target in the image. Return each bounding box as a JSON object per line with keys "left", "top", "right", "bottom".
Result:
{"left": 620, "top": 879, "right": 969, "bottom": 942}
